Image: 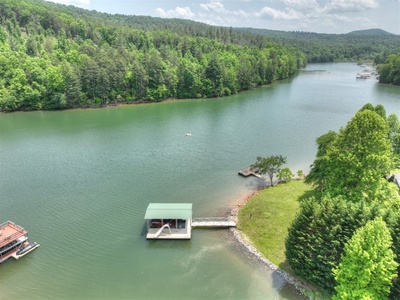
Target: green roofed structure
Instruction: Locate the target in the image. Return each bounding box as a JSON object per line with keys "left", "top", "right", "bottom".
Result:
{"left": 144, "top": 203, "right": 192, "bottom": 239}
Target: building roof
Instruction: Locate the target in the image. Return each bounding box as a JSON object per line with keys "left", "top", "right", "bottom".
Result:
{"left": 144, "top": 203, "right": 193, "bottom": 220}
{"left": 0, "top": 221, "right": 28, "bottom": 248}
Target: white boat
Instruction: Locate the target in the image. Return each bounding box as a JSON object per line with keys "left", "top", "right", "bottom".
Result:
{"left": 356, "top": 72, "right": 370, "bottom": 79}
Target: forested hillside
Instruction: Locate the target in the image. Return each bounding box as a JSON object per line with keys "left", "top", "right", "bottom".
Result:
{"left": 0, "top": 0, "right": 306, "bottom": 111}
{"left": 377, "top": 52, "right": 400, "bottom": 85}
{"left": 235, "top": 27, "right": 400, "bottom": 63}
{"left": 1, "top": 0, "right": 399, "bottom": 111}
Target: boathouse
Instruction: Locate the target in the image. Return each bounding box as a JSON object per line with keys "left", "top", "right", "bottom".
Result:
{"left": 144, "top": 203, "right": 192, "bottom": 239}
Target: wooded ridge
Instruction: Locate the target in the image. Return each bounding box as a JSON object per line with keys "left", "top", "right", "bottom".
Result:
{"left": 0, "top": 0, "right": 307, "bottom": 111}
{"left": 0, "top": 0, "right": 399, "bottom": 111}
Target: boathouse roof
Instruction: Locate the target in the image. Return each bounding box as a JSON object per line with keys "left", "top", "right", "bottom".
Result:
{"left": 0, "top": 221, "right": 28, "bottom": 248}
{"left": 144, "top": 203, "right": 193, "bottom": 220}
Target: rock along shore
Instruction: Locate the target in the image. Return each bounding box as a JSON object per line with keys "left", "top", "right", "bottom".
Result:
{"left": 227, "top": 195, "right": 314, "bottom": 300}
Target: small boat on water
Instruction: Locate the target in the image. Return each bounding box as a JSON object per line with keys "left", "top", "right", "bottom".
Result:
{"left": 16, "top": 242, "right": 40, "bottom": 256}
{"left": 356, "top": 72, "right": 371, "bottom": 79}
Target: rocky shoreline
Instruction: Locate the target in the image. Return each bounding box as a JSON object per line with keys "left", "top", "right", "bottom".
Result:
{"left": 227, "top": 195, "right": 314, "bottom": 300}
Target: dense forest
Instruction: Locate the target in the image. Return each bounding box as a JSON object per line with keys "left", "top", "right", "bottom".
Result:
{"left": 0, "top": 0, "right": 399, "bottom": 111}
{"left": 236, "top": 27, "right": 400, "bottom": 63}
{"left": 238, "top": 25, "right": 400, "bottom": 85}
{"left": 0, "top": 0, "right": 307, "bottom": 111}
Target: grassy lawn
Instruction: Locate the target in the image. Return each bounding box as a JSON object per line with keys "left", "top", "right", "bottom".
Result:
{"left": 237, "top": 180, "right": 314, "bottom": 272}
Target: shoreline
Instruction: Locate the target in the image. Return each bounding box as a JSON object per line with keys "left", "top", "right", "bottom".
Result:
{"left": 0, "top": 79, "right": 285, "bottom": 114}
{"left": 227, "top": 189, "right": 313, "bottom": 300}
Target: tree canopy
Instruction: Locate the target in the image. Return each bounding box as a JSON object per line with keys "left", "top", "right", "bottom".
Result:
{"left": 0, "top": 0, "right": 399, "bottom": 111}
{"left": 235, "top": 28, "right": 400, "bottom": 63}
{"left": 377, "top": 53, "right": 400, "bottom": 86}
{"left": 251, "top": 155, "right": 287, "bottom": 186}
{"left": 287, "top": 105, "right": 400, "bottom": 297}
{"left": 306, "top": 108, "right": 396, "bottom": 203}
{"left": 333, "top": 218, "right": 398, "bottom": 300}
{"left": 0, "top": 0, "right": 307, "bottom": 111}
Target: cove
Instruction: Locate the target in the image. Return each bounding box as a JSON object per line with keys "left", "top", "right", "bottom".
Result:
{"left": 0, "top": 63, "right": 399, "bottom": 299}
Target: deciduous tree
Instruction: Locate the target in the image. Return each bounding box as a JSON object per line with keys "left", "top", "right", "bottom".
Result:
{"left": 251, "top": 155, "right": 287, "bottom": 186}
{"left": 278, "top": 167, "right": 294, "bottom": 183}
{"left": 325, "top": 110, "right": 395, "bottom": 202}
{"left": 333, "top": 218, "right": 398, "bottom": 300}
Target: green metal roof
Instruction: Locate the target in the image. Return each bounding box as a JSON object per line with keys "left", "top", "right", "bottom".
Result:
{"left": 144, "top": 203, "right": 193, "bottom": 220}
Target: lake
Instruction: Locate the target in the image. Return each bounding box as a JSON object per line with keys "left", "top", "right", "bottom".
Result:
{"left": 0, "top": 63, "right": 399, "bottom": 299}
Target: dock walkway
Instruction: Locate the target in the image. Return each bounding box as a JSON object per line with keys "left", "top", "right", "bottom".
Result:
{"left": 238, "top": 168, "right": 262, "bottom": 179}
{"left": 192, "top": 217, "right": 236, "bottom": 228}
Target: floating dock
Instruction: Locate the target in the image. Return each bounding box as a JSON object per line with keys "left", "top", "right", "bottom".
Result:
{"left": 238, "top": 168, "right": 262, "bottom": 178}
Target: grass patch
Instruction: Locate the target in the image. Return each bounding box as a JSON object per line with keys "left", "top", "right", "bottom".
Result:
{"left": 237, "top": 180, "right": 314, "bottom": 271}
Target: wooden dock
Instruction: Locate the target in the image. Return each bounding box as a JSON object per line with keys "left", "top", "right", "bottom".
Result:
{"left": 238, "top": 168, "right": 262, "bottom": 179}
{"left": 192, "top": 217, "right": 236, "bottom": 228}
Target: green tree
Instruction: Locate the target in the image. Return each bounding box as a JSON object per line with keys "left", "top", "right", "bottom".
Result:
{"left": 296, "top": 170, "right": 304, "bottom": 179}
{"left": 333, "top": 218, "right": 398, "bottom": 300}
{"left": 61, "top": 62, "right": 81, "bottom": 108}
{"left": 204, "top": 54, "right": 224, "bottom": 97}
{"left": 285, "top": 196, "right": 375, "bottom": 292}
{"left": 251, "top": 155, "right": 287, "bottom": 186}
{"left": 357, "top": 104, "right": 400, "bottom": 166}
{"left": 237, "top": 54, "right": 255, "bottom": 90}
{"left": 378, "top": 53, "right": 400, "bottom": 86}
{"left": 81, "top": 56, "right": 100, "bottom": 102}
{"left": 130, "top": 58, "right": 148, "bottom": 100}
{"left": 388, "top": 113, "right": 400, "bottom": 162}
{"left": 305, "top": 130, "right": 338, "bottom": 191}
{"left": 25, "top": 36, "right": 38, "bottom": 56}
{"left": 324, "top": 110, "right": 395, "bottom": 202}
{"left": 358, "top": 103, "right": 375, "bottom": 112}
{"left": 177, "top": 54, "right": 202, "bottom": 98}
{"left": 143, "top": 48, "right": 166, "bottom": 94}
{"left": 278, "top": 167, "right": 294, "bottom": 183}
{"left": 374, "top": 104, "right": 387, "bottom": 119}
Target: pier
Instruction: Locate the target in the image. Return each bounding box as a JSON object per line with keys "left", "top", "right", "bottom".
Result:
{"left": 238, "top": 168, "right": 262, "bottom": 179}
{"left": 192, "top": 217, "right": 236, "bottom": 228}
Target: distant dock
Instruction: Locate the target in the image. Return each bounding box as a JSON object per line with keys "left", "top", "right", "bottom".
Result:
{"left": 238, "top": 168, "right": 262, "bottom": 179}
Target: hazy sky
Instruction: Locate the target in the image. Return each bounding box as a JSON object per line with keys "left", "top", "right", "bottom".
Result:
{"left": 45, "top": 0, "right": 400, "bottom": 34}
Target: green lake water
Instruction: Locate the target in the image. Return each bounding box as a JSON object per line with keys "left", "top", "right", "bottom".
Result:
{"left": 0, "top": 63, "right": 399, "bottom": 299}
